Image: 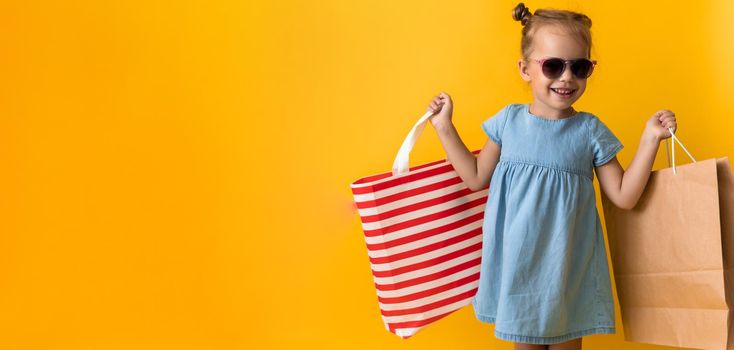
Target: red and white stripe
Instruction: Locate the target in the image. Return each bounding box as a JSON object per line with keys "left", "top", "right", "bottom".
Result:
{"left": 351, "top": 150, "right": 488, "bottom": 339}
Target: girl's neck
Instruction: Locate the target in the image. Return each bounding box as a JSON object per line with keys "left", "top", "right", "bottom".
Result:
{"left": 528, "top": 101, "right": 577, "bottom": 120}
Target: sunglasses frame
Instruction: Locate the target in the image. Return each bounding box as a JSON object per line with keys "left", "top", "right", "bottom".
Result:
{"left": 531, "top": 57, "right": 598, "bottom": 80}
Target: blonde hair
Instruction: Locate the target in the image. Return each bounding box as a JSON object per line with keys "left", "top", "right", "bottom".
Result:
{"left": 512, "top": 2, "right": 593, "bottom": 61}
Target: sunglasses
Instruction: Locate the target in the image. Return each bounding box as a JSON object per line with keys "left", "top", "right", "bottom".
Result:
{"left": 532, "top": 57, "right": 598, "bottom": 80}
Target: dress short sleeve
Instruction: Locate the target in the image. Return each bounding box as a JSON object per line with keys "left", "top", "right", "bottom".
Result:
{"left": 481, "top": 105, "right": 509, "bottom": 146}
{"left": 589, "top": 116, "right": 624, "bottom": 167}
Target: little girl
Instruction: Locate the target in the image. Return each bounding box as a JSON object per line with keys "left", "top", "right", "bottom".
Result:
{"left": 427, "top": 3, "right": 677, "bottom": 350}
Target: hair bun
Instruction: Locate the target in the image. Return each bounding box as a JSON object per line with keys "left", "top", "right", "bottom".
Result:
{"left": 512, "top": 2, "right": 532, "bottom": 26}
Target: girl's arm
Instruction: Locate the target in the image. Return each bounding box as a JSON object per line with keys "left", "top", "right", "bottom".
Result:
{"left": 434, "top": 123, "right": 501, "bottom": 191}
{"left": 427, "top": 92, "right": 500, "bottom": 191}
{"left": 595, "top": 110, "right": 677, "bottom": 210}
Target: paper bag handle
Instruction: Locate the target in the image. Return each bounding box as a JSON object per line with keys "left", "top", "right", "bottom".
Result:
{"left": 664, "top": 127, "right": 696, "bottom": 175}
{"left": 392, "top": 111, "right": 435, "bottom": 177}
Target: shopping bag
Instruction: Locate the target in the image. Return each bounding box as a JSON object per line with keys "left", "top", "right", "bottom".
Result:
{"left": 601, "top": 131, "right": 734, "bottom": 350}
{"left": 350, "top": 111, "right": 489, "bottom": 339}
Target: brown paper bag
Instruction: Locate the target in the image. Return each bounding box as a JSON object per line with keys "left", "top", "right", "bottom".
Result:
{"left": 601, "top": 134, "right": 734, "bottom": 350}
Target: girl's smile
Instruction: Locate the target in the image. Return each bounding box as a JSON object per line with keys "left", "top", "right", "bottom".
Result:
{"left": 550, "top": 87, "right": 576, "bottom": 99}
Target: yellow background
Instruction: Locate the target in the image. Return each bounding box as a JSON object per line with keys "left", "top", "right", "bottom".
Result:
{"left": 0, "top": 0, "right": 732, "bottom": 349}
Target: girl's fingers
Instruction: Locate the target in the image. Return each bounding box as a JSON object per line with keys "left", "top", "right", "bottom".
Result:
{"left": 657, "top": 111, "right": 673, "bottom": 125}
{"left": 431, "top": 93, "right": 450, "bottom": 111}
{"left": 658, "top": 112, "right": 674, "bottom": 121}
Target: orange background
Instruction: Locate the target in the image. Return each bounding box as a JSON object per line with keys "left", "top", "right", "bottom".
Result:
{"left": 0, "top": 0, "right": 732, "bottom": 349}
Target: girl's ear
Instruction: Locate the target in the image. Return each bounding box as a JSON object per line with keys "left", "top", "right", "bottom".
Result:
{"left": 518, "top": 58, "right": 531, "bottom": 82}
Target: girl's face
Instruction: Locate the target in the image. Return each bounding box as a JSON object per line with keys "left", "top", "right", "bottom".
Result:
{"left": 518, "top": 25, "right": 590, "bottom": 119}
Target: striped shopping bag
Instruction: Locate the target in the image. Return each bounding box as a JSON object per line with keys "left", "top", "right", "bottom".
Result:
{"left": 350, "top": 110, "right": 489, "bottom": 339}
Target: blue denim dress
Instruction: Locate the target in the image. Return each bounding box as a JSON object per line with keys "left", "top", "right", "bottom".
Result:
{"left": 471, "top": 103, "right": 622, "bottom": 344}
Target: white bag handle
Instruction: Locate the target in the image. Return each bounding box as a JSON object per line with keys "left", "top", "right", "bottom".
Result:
{"left": 392, "top": 111, "right": 435, "bottom": 177}
{"left": 664, "top": 127, "right": 696, "bottom": 175}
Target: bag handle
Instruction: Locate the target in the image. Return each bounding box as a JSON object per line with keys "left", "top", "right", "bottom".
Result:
{"left": 392, "top": 111, "right": 435, "bottom": 176}
{"left": 664, "top": 127, "right": 696, "bottom": 175}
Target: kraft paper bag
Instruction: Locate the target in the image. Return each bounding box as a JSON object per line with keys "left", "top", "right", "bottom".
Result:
{"left": 601, "top": 132, "right": 734, "bottom": 350}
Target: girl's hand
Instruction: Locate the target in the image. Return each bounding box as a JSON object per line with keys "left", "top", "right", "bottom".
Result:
{"left": 427, "top": 92, "right": 453, "bottom": 130}
{"left": 644, "top": 109, "right": 677, "bottom": 142}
